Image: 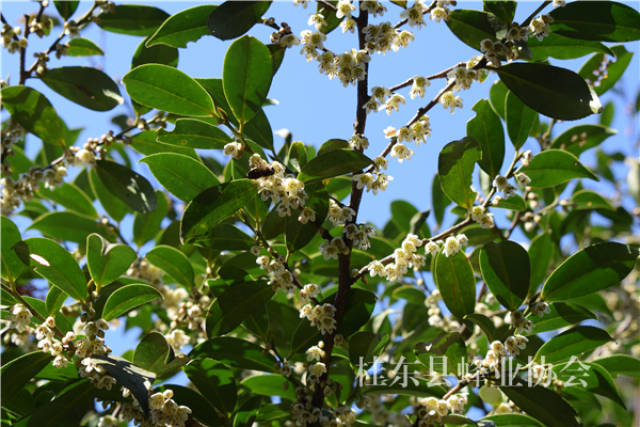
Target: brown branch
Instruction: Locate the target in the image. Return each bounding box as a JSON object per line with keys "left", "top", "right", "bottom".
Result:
{"left": 393, "top": 0, "right": 437, "bottom": 29}
{"left": 388, "top": 61, "right": 466, "bottom": 93}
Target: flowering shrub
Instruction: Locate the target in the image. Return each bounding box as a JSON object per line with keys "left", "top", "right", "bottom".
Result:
{"left": 1, "top": 1, "right": 639, "bottom": 426}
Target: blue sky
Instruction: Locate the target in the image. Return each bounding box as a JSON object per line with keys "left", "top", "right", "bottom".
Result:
{"left": 2, "top": 0, "right": 639, "bottom": 379}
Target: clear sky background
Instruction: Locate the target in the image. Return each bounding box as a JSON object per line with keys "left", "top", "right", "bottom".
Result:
{"left": 2, "top": 0, "right": 639, "bottom": 371}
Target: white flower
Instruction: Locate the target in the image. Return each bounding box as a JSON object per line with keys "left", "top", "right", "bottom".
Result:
{"left": 410, "top": 75, "right": 429, "bottom": 99}
{"left": 390, "top": 143, "right": 414, "bottom": 163}
{"left": 309, "top": 362, "right": 327, "bottom": 378}
{"left": 306, "top": 345, "right": 325, "bottom": 361}
{"left": 443, "top": 236, "right": 461, "bottom": 257}
{"left": 384, "top": 93, "right": 406, "bottom": 114}
{"left": 440, "top": 91, "right": 463, "bottom": 113}
{"left": 335, "top": 0, "right": 355, "bottom": 19}
{"left": 223, "top": 141, "right": 242, "bottom": 159}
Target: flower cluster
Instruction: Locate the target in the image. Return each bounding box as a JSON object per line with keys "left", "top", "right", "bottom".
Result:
{"left": 529, "top": 15, "right": 553, "bottom": 41}
{"left": 363, "top": 22, "right": 415, "bottom": 54}
{"left": 353, "top": 170, "right": 393, "bottom": 194}
{"left": 6, "top": 303, "right": 32, "bottom": 346}
{"left": 348, "top": 133, "right": 370, "bottom": 150}
{"left": 447, "top": 64, "right": 481, "bottom": 91}
{"left": 327, "top": 199, "right": 355, "bottom": 226}
{"left": 529, "top": 301, "right": 551, "bottom": 317}
{"left": 368, "top": 234, "right": 425, "bottom": 281}
{"left": 299, "top": 302, "right": 337, "bottom": 335}
{"left": 410, "top": 75, "right": 431, "bottom": 99}
{"left": 365, "top": 85, "right": 391, "bottom": 113}
{"left": 251, "top": 154, "right": 309, "bottom": 217}
{"left": 493, "top": 175, "right": 516, "bottom": 197}
{"left": 257, "top": 255, "right": 296, "bottom": 294}
{"left": 415, "top": 394, "right": 467, "bottom": 426}
{"left": 424, "top": 233, "right": 467, "bottom": 258}
{"left": 425, "top": 288, "right": 461, "bottom": 331}
{"left": 470, "top": 205, "right": 495, "bottom": 228}
{"left": 440, "top": 90, "right": 463, "bottom": 113}
{"left": 270, "top": 22, "right": 301, "bottom": 48}
{"left": 358, "top": 394, "right": 409, "bottom": 425}
{"left": 147, "top": 389, "right": 192, "bottom": 426}
{"left": 1, "top": 24, "right": 27, "bottom": 53}
{"left": 344, "top": 223, "right": 375, "bottom": 250}
{"left": 506, "top": 310, "right": 533, "bottom": 333}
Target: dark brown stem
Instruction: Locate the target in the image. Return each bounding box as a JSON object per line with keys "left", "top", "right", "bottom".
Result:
{"left": 18, "top": 15, "right": 29, "bottom": 84}
{"left": 393, "top": 0, "right": 437, "bottom": 29}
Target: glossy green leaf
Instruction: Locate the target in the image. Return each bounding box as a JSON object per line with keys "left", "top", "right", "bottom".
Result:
{"left": 500, "top": 385, "right": 578, "bottom": 427}
{"left": 541, "top": 241, "right": 638, "bottom": 302}
{"left": 483, "top": 1, "right": 516, "bottom": 24}
{"left": 527, "top": 33, "right": 614, "bottom": 61}
{"left": 38, "top": 183, "right": 98, "bottom": 218}
{"left": 479, "top": 240, "right": 530, "bottom": 310}
{"left": 207, "top": 1, "right": 271, "bottom": 40}
{"left": 437, "top": 137, "right": 480, "bottom": 209}
{"left": 549, "top": 1, "right": 640, "bottom": 42}
{"left": 528, "top": 302, "right": 597, "bottom": 334}
{"left": 433, "top": 251, "right": 476, "bottom": 318}
{"left": 207, "top": 281, "right": 274, "bottom": 337}
{"left": 133, "top": 191, "right": 169, "bottom": 247}
{"left": 185, "top": 358, "right": 237, "bottom": 413}
{"left": 518, "top": 149, "right": 597, "bottom": 188}
{"left": 241, "top": 374, "right": 296, "bottom": 401}
{"left": 571, "top": 189, "right": 614, "bottom": 211}
{"left": 26, "top": 380, "right": 95, "bottom": 427}
{"left": 95, "top": 159, "right": 157, "bottom": 213}
{"left": 1, "top": 351, "right": 52, "bottom": 398}
{"left": 337, "top": 288, "right": 377, "bottom": 337}
{"left": 445, "top": 9, "right": 505, "bottom": 50}
{"left": 223, "top": 35, "right": 272, "bottom": 124}
{"left": 160, "top": 385, "right": 223, "bottom": 426}
{"left": 431, "top": 174, "right": 451, "bottom": 226}
{"left": 489, "top": 79, "right": 508, "bottom": 119}
{"left": 141, "top": 153, "right": 219, "bottom": 201}
{"left": 467, "top": 99, "right": 504, "bottom": 178}
{"left": 497, "top": 62, "right": 601, "bottom": 120}
{"left": 593, "top": 354, "right": 640, "bottom": 378}
{"left": 1, "top": 86, "right": 66, "bottom": 146}
{"left": 97, "top": 5, "right": 169, "bottom": 36}
{"left": 45, "top": 286, "right": 67, "bottom": 315}
{"left": 131, "top": 36, "right": 178, "bottom": 68}
{"left": 1, "top": 216, "right": 28, "bottom": 282}
{"left": 131, "top": 129, "right": 198, "bottom": 159}
{"left": 29, "top": 211, "right": 109, "bottom": 243}
{"left": 535, "top": 325, "right": 610, "bottom": 363}
{"left": 190, "top": 337, "right": 277, "bottom": 372}
{"left": 157, "top": 120, "right": 230, "bottom": 150}
{"left": 483, "top": 413, "right": 545, "bottom": 426}
{"left": 40, "top": 67, "right": 123, "bottom": 111}
{"left": 133, "top": 332, "right": 171, "bottom": 373}
{"left": 579, "top": 45, "right": 633, "bottom": 95}
{"left": 88, "top": 168, "right": 129, "bottom": 222}
{"left": 505, "top": 90, "right": 537, "bottom": 149}
{"left": 494, "top": 194, "right": 526, "bottom": 211}
{"left": 550, "top": 124, "right": 616, "bottom": 157}
{"left": 25, "top": 237, "right": 87, "bottom": 300}
{"left": 65, "top": 37, "right": 104, "bottom": 56}
{"left": 102, "top": 284, "right": 162, "bottom": 320}
{"left": 181, "top": 179, "right": 256, "bottom": 242}
{"left": 348, "top": 331, "right": 387, "bottom": 365}
{"left": 528, "top": 232, "right": 553, "bottom": 294}
{"left": 146, "top": 245, "right": 194, "bottom": 288}
{"left": 299, "top": 148, "right": 372, "bottom": 182}
{"left": 123, "top": 64, "right": 214, "bottom": 116}
{"left": 87, "top": 233, "right": 136, "bottom": 287}
{"left": 147, "top": 4, "right": 217, "bottom": 48}
{"left": 53, "top": 0, "right": 79, "bottom": 19}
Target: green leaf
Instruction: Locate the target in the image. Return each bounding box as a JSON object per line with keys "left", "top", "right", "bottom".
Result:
{"left": 95, "top": 159, "right": 157, "bottom": 213}
{"left": 1, "top": 216, "right": 28, "bottom": 282}
{"left": 535, "top": 325, "right": 610, "bottom": 363}
{"left": 348, "top": 331, "right": 387, "bottom": 366}
{"left": 223, "top": 35, "right": 272, "bottom": 124}
{"left": 550, "top": 124, "right": 617, "bottom": 157}
{"left": 493, "top": 194, "right": 526, "bottom": 211}
{"left": 528, "top": 232, "right": 553, "bottom": 294}
{"left": 483, "top": 1, "right": 516, "bottom": 24}
{"left": 593, "top": 354, "right": 640, "bottom": 378}
{"left": 53, "top": 0, "right": 79, "bottom": 19}
{"left": 1, "top": 86, "right": 66, "bottom": 146}
{"left": 40, "top": 67, "right": 123, "bottom": 111}
{"left": 433, "top": 251, "right": 476, "bottom": 318}
{"left": 579, "top": 45, "right": 633, "bottom": 95}
{"left": 528, "top": 302, "right": 597, "bottom": 334}
{"left": 141, "top": 153, "right": 219, "bottom": 202}
{"left": 29, "top": 211, "right": 110, "bottom": 243}
{"left": 147, "top": 4, "right": 217, "bottom": 48}
{"left": 497, "top": 62, "right": 601, "bottom": 120}
{"left": 123, "top": 64, "right": 215, "bottom": 116}
{"left": 241, "top": 374, "right": 296, "bottom": 401}
{"left": 467, "top": 99, "right": 504, "bottom": 178}
{"left": 483, "top": 414, "right": 545, "bottom": 426}
{"left": 65, "top": 38, "right": 104, "bottom": 56}
{"left": 180, "top": 179, "right": 257, "bottom": 242}
{"left": 25, "top": 237, "right": 88, "bottom": 301}
{"left": 133, "top": 332, "right": 171, "bottom": 373}
{"left": 87, "top": 233, "right": 136, "bottom": 287}
{"left": 206, "top": 281, "right": 274, "bottom": 337}
{"left": 102, "top": 283, "right": 162, "bottom": 320}
{"left": 541, "top": 241, "right": 638, "bottom": 302}
{"left": 190, "top": 337, "right": 277, "bottom": 372}
{"left": 133, "top": 191, "right": 169, "bottom": 247}
{"left": 207, "top": 1, "right": 271, "bottom": 40}
{"left": 157, "top": 118, "right": 230, "bottom": 149}
{"left": 437, "top": 137, "right": 480, "bottom": 209}
{"left": 445, "top": 9, "right": 505, "bottom": 50}
{"left": 299, "top": 149, "right": 372, "bottom": 182}
{"left": 505, "top": 90, "right": 537, "bottom": 149}
{"left": 549, "top": 1, "right": 640, "bottom": 42}
{"left": 0, "top": 351, "right": 52, "bottom": 398}
{"left": 131, "top": 130, "right": 198, "bottom": 159}
{"left": 38, "top": 183, "right": 98, "bottom": 218}
{"left": 131, "top": 36, "right": 178, "bottom": 68}
{"left": 431, "top": 174, "right": 451, "bottom": 226}
{"left": 89, "top": 168, "right": 129, "bottom": 222}
{"left": 571, "top": 189, "right": 614, "bottom": 211}
{"left": 527, "top": 33, "right": 614, "bottom": 61}
{"left": 489, "top": 79, "right": 508, "bottom": 119}
{"left": 185, "top": 358, "right": 237, "bottom": 413}
{"left": 338, "top": 288, "right": 377, "bottom": 337}
{"left": 45, "top": 286, "right": 67, "bottom": 315}
{"left": 146, "top": 245, "right": 194, "bottom": 288}
{"left": 479, "top": 240, "right": 530, "bottom": 310}
{"left": 518, "top": 149, "right": 597, "bottom": 188}
{"left": 500, "top": 385, "right": 578, "bottom": 427}
{"left": 26, "top": 380, "right": 95, "bottom": 427}
{"left": 97, "top": 5, "right": 169, "bottom": 36}
{"left": 160, "top": 385, "right": 223, "bottom": 426}
{"left": 316, "top": 0, "right": 342, "bottom": 34}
